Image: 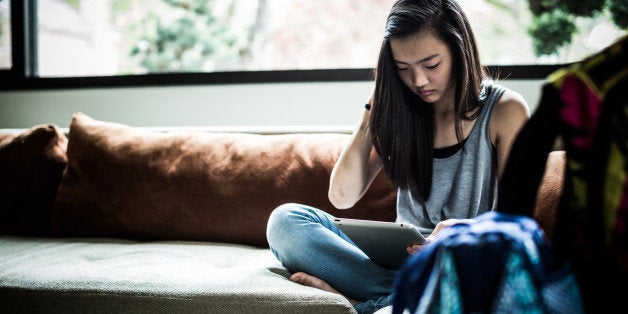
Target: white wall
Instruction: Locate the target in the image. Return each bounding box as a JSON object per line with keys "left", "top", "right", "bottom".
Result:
{"left": 0, "top": 79, "right": 544, "bottom": 129}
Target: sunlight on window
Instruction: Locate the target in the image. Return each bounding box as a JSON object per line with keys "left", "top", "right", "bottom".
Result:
{"left": 36, "top": 0, "right": 626, "bottom": 77}
{"left": 0, "top": 0, "right": 11, "bottom": 70}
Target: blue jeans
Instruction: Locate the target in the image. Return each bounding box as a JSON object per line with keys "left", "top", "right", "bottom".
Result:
{"left": 266, "top": 203, "right": 397, "bottom": 313}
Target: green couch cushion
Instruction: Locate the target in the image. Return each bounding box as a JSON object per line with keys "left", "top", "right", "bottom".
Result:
{"left": 0, "top": 236, "right": 355, "bottom": 313}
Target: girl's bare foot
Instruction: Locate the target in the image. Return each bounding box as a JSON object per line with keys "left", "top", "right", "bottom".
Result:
{"left": 290, "top": 272, "right": 359, "bottom": 305}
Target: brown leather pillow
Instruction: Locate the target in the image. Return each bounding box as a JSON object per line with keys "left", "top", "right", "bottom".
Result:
{"left": 0, "top": 124, "right": 68, "bottom": 235}
{"left": 50, "top": 113, "right": 396, "bottom": 246}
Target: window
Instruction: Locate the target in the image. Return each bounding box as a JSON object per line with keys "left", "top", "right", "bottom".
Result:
{"left": 3, "top": 0, "right": 625, "bottom": 84}
{"left": 37, "top": 0, "right": 392, "bottom": 77}
{"left": 461, "top": 0, "right": 625, "bottom": 65}
{"left": 35, "top": 0, "right": 627, "bottom": 78}
{"left": 0, "top": 0, "right": 10, "bottom": 70}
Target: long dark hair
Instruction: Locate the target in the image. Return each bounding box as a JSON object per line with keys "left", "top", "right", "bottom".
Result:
{"left": 369, "top": 0, "right": 488, "bottom": 201}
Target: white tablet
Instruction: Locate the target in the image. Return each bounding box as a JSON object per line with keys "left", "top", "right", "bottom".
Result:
{"left": 332, "top": 218, "right": 426, "bottom": 270}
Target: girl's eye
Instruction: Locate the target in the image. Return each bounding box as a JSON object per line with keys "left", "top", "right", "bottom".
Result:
{"left": 397, "top": 67, "right": 409, "bottom": 71}
{"left": 426, "top": 62, "right": 440, "bottom": 70}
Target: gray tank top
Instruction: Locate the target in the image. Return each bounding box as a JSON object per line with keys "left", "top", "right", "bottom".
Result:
{"left": 395, "top": 83, "right": 505, "bottom": 237}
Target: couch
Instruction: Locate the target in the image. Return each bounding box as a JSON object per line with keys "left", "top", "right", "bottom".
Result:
{"left": 0, "top": 112, "right": 565, "bottom": 313}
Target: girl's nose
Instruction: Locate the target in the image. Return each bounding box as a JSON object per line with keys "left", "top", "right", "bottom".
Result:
{"left": 412, "top": 70, "right": 428, "bottom": 88}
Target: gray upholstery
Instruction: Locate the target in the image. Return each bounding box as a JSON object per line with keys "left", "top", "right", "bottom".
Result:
{"left": 0, "top": 236, "right": 355, "bottom": 313}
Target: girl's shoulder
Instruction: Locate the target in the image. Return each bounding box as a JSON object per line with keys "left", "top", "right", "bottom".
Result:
{"left": 479, "top": 81, "right": 528, "bottom": 120}
{"left": 488, "top": 86, "right": 530, "bottom": 143}
{"left": 493, "top": 88, "right": 529, "bottom": 122}
{"left": 481, "top": 79, "right": 528, "bottom": 120}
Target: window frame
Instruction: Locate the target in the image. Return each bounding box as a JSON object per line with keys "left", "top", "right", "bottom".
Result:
{"left": 0, "top": 0, "right": 564, "bottom": 91}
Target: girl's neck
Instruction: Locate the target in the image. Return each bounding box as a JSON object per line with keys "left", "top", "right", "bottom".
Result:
{"left": 432, "top": 83, "right": 457, "bottom": 117}
{"left": 432, "top": 98, "right": 456, "bottom": 123}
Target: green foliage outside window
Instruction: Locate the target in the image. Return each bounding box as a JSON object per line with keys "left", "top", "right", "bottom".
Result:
{"left": 527, "top": 0, "right": 628, "bottom": 56}
{"left": 128, "top": 0, "right": 238, "bottom": 72}
{"left": 63, "top": 0, "right": 80, "bottom": 10}
{"left": 610, "top": 0, "right": 628, "bottom": 29}
{"left": 0, "top": 0, "right": 4, "bottom": 39}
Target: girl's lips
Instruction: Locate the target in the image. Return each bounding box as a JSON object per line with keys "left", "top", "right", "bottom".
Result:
{"left": 418, "top": 90, "right": 434, "bottom": 97}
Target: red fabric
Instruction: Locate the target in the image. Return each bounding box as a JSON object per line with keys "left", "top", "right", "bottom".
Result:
{"left": 558, "top": 74, "right": 601, "bottom": 150}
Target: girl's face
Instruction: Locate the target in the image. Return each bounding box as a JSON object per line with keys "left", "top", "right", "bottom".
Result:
{"left": 390, "top": 30, "right": 455, "bottom": 106}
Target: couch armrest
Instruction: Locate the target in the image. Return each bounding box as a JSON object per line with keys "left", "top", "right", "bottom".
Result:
{"left": 532, "top": 150, "right": 566, "bottom": 241}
